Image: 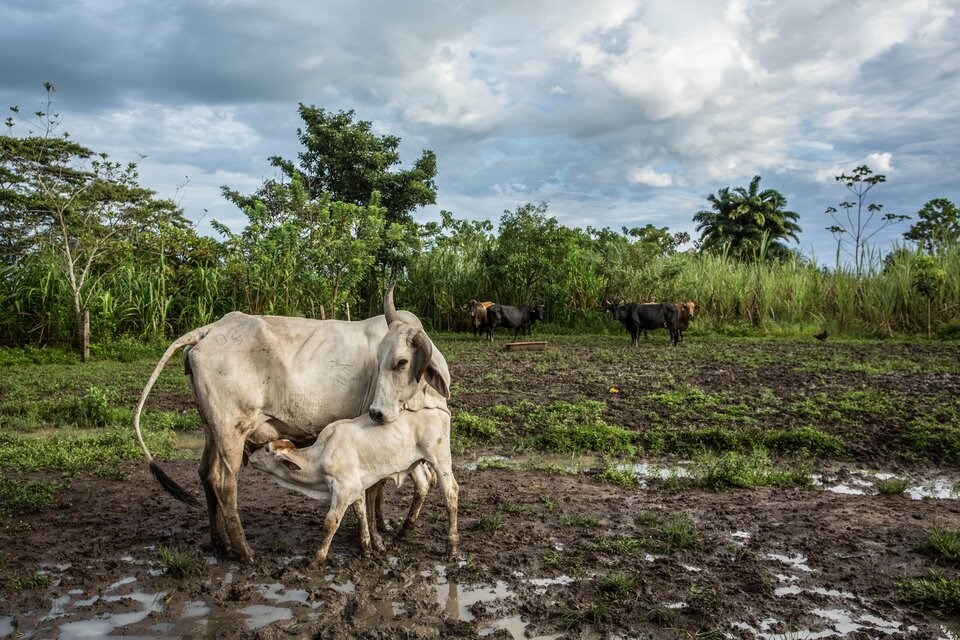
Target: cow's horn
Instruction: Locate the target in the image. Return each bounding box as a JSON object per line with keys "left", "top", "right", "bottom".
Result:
{"left": 384, "top": 281, "right": 399, "bottom": 325}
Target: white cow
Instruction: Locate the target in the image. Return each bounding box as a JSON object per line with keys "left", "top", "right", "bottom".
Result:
{"left": 250, "top": 302, "right": 459, "bottom": 566}
{"left": 133, "top": 286, "right": 450, "bottom": 562}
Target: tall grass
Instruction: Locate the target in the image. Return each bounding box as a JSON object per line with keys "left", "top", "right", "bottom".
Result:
{"left": 1, "top": 239, "right": 958, "bottom": 346}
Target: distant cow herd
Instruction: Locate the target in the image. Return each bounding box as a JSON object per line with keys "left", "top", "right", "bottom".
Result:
{"left": 467, "top": 297, "right": 695, "bottom": 346}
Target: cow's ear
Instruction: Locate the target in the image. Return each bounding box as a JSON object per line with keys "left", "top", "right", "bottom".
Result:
{"left": 424, "top": 360, "right": 450, "bottom": 398}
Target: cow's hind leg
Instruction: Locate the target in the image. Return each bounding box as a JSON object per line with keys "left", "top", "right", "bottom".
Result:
{"left": 205, "top": 438, "right": 254, "bottom": 562}
{"left": 198, "top": 436, "right": 228, "bottom": 553}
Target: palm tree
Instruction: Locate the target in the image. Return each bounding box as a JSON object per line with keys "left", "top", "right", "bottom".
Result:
{"left": 694, "top": 175, "right": 801, "bottom": 260}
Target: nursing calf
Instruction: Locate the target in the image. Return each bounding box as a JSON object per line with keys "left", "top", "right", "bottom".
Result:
{"left": 250, "top": 291, "right": 459, "bottom": 566}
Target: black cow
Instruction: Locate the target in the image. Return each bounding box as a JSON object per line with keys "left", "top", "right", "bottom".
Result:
{"left": 607, "top": 302, "right": 679, "bottom": 346}
{"left": 485, "top": 303, "right": 545, "bottom": 340}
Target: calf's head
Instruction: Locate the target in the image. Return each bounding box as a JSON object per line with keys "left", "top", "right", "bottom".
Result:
{"left": 250, "top": 439, "right": 331, "bottom": 500}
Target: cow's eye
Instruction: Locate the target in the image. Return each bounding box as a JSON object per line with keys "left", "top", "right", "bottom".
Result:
{"left": 395, "top": 359, "right": 408, "bottom": 370}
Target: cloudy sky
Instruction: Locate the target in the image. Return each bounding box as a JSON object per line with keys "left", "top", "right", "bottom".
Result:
{"left": 2, "top": 0, "right": 957, "bottom": 263}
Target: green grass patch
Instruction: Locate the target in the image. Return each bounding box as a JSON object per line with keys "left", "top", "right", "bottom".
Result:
{"left": 898, "top": 572, "right": 960, "bottom": 613}
{"left": 598, "top": 465, "right": 639, "bottom": 487}
{"left": 515, "top": 399, "right": 637, "bottom": 455}
{"left": 0, "top": 426, "right": 176, "bottom": 477}
{"left": 597, "top": 570, "right": 635, "bottom": 600}
{"left": 476, "top": 514, "right": 505, "bottom": 532}
{"left": 561, "top": 514, "right": 600, "bottom": 528}
{"left": 898, "top": 417, "right": 960, "bottom": 463}
{"left": 0, "top": 475, "right": 62, "bottom": 515}
{"left": 656, "top": 513, "right": 702, "bottom": 553}
{"left": 637, "top": 425, "right": 843, "bottom": 458}
{"left": 693, "top": 448, "right": 812, "bottom": 490}
{"left": 876, "top": 477, "right": 909, "bottom": 495}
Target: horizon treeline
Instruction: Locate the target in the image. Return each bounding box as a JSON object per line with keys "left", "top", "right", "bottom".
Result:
{"left": 2, "top": 86, "right": 959, "bottom": 349}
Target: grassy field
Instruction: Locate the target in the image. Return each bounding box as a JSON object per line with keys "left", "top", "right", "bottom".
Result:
{"left": 2, "top": 330, "right": 960, "bottom": 631}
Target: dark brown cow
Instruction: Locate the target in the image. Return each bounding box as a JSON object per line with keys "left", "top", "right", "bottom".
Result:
{"left": 466, "top": 299, "right": 494, "bottom": 338}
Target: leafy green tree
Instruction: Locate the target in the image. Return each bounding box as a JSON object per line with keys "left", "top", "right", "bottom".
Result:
{"left": 911, "top": 253, "right": 946, "bottom": 338}
{"left": 488, "top": 202, "right": 576, "bottom": 307}
{"left": 3, "top": 83, "right": 188, "bottom": 348}
{"left": 904, "top": 198, "right": 959, "bottom": 256}
{"left": 261, "top": 105, "right": 438, "bottom": 307}
{"left": 694, "top": 175, "right": 800, "bottom": 261}
{"left": 216, "top": 174, "right": 386, "bottom": 318}
{"left": 825, "top": 164, "right": 909, "bottom": 276}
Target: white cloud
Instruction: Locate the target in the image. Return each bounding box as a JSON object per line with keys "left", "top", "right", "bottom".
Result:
{"left": 628, "top": 166, "right": 674, "bottom": 188}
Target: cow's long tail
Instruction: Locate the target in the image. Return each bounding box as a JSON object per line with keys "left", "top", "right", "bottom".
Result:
{"left": 133, "top": 324, "right": 217, "bottom": 509}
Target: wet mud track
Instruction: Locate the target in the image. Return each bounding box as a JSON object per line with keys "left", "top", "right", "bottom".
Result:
{"left": 2, "top": 335, "right": 960, "bottom": 638}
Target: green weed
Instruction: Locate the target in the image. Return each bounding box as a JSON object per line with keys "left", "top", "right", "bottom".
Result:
{"left": 559, "top": 601, "right": 608, "bottom": 629}
{"left": 584, "top": 535, "right": 645, "bottom": 555}
{"left": 561, "top": 514, "right": 600, "bottom": 528}
{"left": 539, "top": 495, "right": 558, "bottom": 512}
{"left": 477, "top": 514, "right": 505, "bottom": 532}
{"left": 597, "top": 570, "right": 634, "bottom": 600}
{"left": 876, "top": 477, "right": 909, "bottom": 495}
{"left": 451, "top": 412, "right": 503, "bottom": 442}
{"left": 927, "top": 526, "right": 960, "bottom": 562}
{"left": 657, "top": 513, "right": 702, "bottom": 553}
{"left": 693, "top": 448, "right": 812, "bottom": 490}
{"left": 516, "top": 399, "right": 636, "bottom": 455}
{"left": 9, "top": 572, "right": 52, "bottom": 591}
{"left": 598, "top": 465, "right": 639, "bottom": 487}
{"left": 156, "top": 545, "right": 203, "bottom": 579}
{"left": 0, "top": 426, "right": 175, "bottom": 477}
{"left": 501, "top": 500, "right": 529, "bottom": 515}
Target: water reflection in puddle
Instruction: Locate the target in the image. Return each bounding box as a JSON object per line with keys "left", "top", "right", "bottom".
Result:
{"left": 734, "top": 608, "right": 912, "bottom": 639}
{"left": 466, "top": 455, "right": 959, "bottom": 501}
{"left": 812, "top": 470, "right": 958, "bottom": 499}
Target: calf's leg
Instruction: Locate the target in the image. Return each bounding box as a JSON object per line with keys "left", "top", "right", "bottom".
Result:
{"left": 399, "top": 463, "right": 436, "bottom": 539}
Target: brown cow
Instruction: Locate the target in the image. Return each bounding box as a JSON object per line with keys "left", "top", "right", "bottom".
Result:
{"left": 675, "top": 301, "right": 696, "bottom": 342}
{"left": 466, "top": 299, "right": 494, "bottom": 338}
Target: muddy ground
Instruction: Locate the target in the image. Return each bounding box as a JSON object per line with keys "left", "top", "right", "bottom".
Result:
{"left": 2, "top": 334, "right": 960, "bottom": 639}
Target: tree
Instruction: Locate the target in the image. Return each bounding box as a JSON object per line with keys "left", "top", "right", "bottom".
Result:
{"left": 216, "top": 174, "right": 386, "bottom": 318}
{"left": 488, "top": 202, "right": 575, "bottom": 306}
{"left": 694, "top": 175, "right": 801, "bottom": 260}
{"left": 825, "top": 164, "right": 909, "bottom": 276}
{"left": 3, "top": 83, "right": 187, "bottom": 350}
{"left": 262, "top": 106, "right": 438, "bottom": 306}
{"left": 904, "top": 198, "right": 959, "bottom": 256}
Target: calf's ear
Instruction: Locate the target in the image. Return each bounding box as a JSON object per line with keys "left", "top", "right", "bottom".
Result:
{"left": 277, "top": 452, "right": 302, "bottom": 472}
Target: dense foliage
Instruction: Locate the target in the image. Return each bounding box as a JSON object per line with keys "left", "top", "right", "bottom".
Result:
{"left": 2, "top": 88, "right": 959, "bottom": 347}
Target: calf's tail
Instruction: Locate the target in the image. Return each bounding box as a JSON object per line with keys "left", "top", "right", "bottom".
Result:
{"left": 133, "top": 323, "right": 218, "bottom": 508}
